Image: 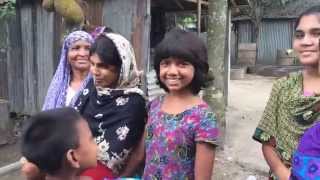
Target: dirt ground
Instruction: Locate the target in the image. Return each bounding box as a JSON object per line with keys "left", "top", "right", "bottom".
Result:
{"left": 213, "top": 74, "right": 276, "bottom": 180}
{"left": 0, "top": 74, "right": 276, "bottom": 180}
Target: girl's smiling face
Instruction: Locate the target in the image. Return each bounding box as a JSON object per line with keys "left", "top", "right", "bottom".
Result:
{"left": 159, "top": 57, "right": 195, "bottom": 93}
{"left": 293, "top": 14, "right": 320, "bottom": 66}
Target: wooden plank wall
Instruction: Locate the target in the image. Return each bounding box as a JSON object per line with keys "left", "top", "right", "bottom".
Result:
{"left": 6, "top": 12, "right": 24, "bottom": 113}
{"left": 1, "top": 0, "right": 151, "bottom": 114}
{"left": 20, "top": 4, "right": 58, "bottom": 114}
{"left": 0, "top": 20, "right": 8, "bottom": 100}
{"left": 102, "top": 0, "right": 151, "bottom": 71}
{"left": 102, "top": 0, "right": 135, "bottom": 41}
{"left": 1, "top": 3, "right": 59, "bottom": 114}
{"left": 84, "top": 0, "right": 103, "bottom": 26}
{"left": 0, "top": 52, "right": 8, "bottom": 99}
{"left": 20, "top": 4, "right": 37, "bottom": 114}
{"left": 35, "top": 5, "right": 56, "bottom": 110}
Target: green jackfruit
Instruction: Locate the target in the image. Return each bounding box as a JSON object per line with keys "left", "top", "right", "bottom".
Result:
{"left": 42, "top": 0, "right": 55, "bottom": 12}
{"left": 54, "top": 0, "right": 84, "bottom": 25}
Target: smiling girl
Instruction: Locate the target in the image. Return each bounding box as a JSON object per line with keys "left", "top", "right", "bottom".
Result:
{"left": 144, "top": 28, "right": 219, "bottom": 179}
{"left": 121, "top": 28, "right": 219, "bottom": 179}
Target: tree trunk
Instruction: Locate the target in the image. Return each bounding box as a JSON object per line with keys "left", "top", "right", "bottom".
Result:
{"left": 204, "top": 0, "right": 228, "bottom": 144}
{"left": 253, "top": 2, "right": 263, "bottom": 64}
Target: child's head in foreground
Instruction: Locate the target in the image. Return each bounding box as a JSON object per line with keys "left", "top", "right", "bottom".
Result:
{"left": 153, "top": 28, "right": 210, "bottom": 95}
{"left": 21, "top": 107, "right": 97, "bottom": 176}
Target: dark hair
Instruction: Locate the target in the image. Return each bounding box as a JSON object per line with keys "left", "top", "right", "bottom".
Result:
{"left": 295, "top": 6, "right": 320, "bottom": 29}
{"left": 21, "top": 108, "right": 82, "bottom": 175}
{"left": 154, "top": 28, "right": 210, "bottom": 94}
{"left": 90, "top": 35, "right": 122, "bottom": 70}
{"left": 103, "top": 27, "right": 114, "bottom": 33}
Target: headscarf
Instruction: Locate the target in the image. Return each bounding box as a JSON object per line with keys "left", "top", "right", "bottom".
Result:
{"left": 74, "top": 32, "right": 146, "bottom": 174}
{"left": 94, "top": 32, "right": 143, "bottom": 96}
{"left": 291, "top": 122, "right": 320, "bottom": 179}
{"left": 42, "top": 31, "right": 94, "bottom": 110}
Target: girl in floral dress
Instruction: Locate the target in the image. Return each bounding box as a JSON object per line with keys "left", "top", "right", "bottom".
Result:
{"left": 122, "top": 28, "right": 220, "bottom": 179}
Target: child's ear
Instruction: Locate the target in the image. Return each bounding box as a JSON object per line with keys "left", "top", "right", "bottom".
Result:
{"left": 66, "top": 149, "right": 80, "bottom": 168}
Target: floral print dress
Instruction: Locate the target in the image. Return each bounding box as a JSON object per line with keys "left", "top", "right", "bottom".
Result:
{"left": 143, "top": 96, "right": 219, "bottom": 180}
{"left": 75, "top": 80, "right": 146, "bottom": 175}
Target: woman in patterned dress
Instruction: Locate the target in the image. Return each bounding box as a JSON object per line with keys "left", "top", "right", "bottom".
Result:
{"left": 253, "top": 6, "right": 320, "bottom": 180}
{"left": 77, "top": 32, "right": 146, "bottom": 179}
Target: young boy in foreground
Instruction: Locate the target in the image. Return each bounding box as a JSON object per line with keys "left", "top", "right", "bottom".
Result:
{"left": 21, "top": 107, "right": 98, "bottom": 180}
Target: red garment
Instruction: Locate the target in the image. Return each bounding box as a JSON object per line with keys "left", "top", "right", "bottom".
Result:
{"left": 81, "top": 161, "right": 114, "bottom": 180}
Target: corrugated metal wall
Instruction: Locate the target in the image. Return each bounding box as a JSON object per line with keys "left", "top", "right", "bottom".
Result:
{"left": 3, "top": 2, "right": 103, "bottom": 114}
{"left": 0, "top": 0, "right": 150, "bottom": 114}
{"left": 258, "top": 19, "right": 295, "bottom": 64}
{"left": 103, "top": 0, "right": 150, "bottom": 93}
{"left": 5, "top": 3, "right": 60, "bottom": 114}
{"left": 102, "top": 0, "right": 151, "bottom": 71}
{"left": 0, "top": 20, "right": 8, "bottom": 100}
{"left": 5, "top": 13, "right": 24, "bottom": 113}
{"left": 238, "top": 21, "right": 254, "bottom": 43}
{"left": 234, "top": 18, "right": 295, "bottom": 65}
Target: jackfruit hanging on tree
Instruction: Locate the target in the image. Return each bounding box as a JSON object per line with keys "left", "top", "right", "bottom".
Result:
{"left": 41, "top": 0, "right": 85, "bottom": 25}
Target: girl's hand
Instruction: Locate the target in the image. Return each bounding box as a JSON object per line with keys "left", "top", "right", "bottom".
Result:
{"left": 21, "top": 157, "right": 45, "bottom": 180}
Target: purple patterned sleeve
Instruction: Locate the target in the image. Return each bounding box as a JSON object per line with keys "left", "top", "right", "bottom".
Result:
{"left": 195, "top": 106, "right": 220, "bottom": 146}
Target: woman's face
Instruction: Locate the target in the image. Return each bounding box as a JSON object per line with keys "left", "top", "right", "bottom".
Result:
{"left": 90, "top": 53, "right": 119, "bottom": 88}
{"left": 68, "top": 40, "right": 91, "bottom": 71}
{"left": 293, "top": 14, "right": 320, "bottom": 66}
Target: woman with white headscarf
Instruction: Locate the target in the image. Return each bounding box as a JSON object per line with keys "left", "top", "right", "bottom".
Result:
{"left": 77, "top": 32, "right": 146, "bottom": 179}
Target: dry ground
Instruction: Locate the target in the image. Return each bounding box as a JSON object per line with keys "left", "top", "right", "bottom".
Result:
{"left": 213, "top": 74, "right": 276, "bottom": 180}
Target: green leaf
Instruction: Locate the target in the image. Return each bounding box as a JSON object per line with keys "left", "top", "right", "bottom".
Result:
{"left": 0, "top": 0, "right": 16, "bottom": 20}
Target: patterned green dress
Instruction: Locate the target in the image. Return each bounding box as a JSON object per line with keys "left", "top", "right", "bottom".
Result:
{"left": 253, "top": 71, "right": 320, "bottom": 179}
